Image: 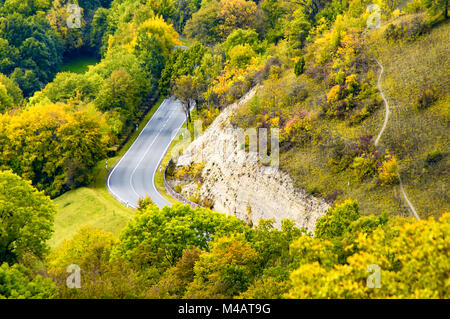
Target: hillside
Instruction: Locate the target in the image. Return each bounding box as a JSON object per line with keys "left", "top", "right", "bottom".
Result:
{"left": 170, "top": 11, "right": 449, "bottom": 221}
{"left": 0, "top": 0, "right": 448, "bottom": 301}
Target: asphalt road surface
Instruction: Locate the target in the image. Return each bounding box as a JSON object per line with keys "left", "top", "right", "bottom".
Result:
{"left": 107, "top": 97, "right": 186, "bottom": 209}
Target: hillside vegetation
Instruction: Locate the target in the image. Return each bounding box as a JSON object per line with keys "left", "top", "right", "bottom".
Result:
{"left": 0, "top": 0, "right": 448, "bottom": 299}
{"left": 228, "top": 9, "right": 449, "bottom": 219}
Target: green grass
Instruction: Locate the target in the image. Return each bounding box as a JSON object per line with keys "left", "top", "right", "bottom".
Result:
{"left": 50, "top": 97, "right": 165, "bottom": 249}
{"left": 60, "top": 55, "right": 99, "bottom": 74}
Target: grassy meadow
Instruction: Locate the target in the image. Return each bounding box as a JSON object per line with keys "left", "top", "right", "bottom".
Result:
{"left": 50, "top": 97, "right": 166, "bottom": 248}
{"left": 59, "top": 55, "right": 99, "bottom": 74}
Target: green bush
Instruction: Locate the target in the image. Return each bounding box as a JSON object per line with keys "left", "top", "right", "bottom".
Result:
{"left": 416, "top": 84, "right": 437, "bottom": 110}
{"left": 425, "top": 149, "right": 444, "bottom": 166}
{"left": 294, "top": 56, "right": 305, "bottom": 76}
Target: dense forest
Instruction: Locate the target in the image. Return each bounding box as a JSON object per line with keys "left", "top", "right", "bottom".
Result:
{"left": 0, "top": 0, "right": 448, "bottom": 299}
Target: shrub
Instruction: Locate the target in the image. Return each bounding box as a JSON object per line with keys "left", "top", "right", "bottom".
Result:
{"left": 378, "top": 153, "right": 399, "bottom": 186}
{"left": 228, "top": 44, "right": 256, "bottom": 69}
{"left": 425, "top": 149, "right": 444, "bottom": 166}
{"left": 202, "top": 197, "right": 214, "bottom": 209}
{"left": 137, "top": 195, "right": 155, "bottom": 211}
{"left": 406, "top": 0, "right": 426, "bottom": 13}
{"left": 174, "top": 162, "right": 205, "bottom": 181}
{"left": 281, "top": 111, "right": 314, "bottom": 146}
{"left": 384, "top": 23, "right": 406, "bottom": 41}
{"left": 294, "top": 55, "right": 305, "bottom": 76}
{"left": 324, "top": 74, "right": 360, "bottom": 119}
{"left": 351, "top": 155, "right": 380, "bottom": 180}
{"left": 348, "top": 96, "right": 381, "bottom": 125}
{"left": 385, "top": 17, "right": 430, "bottom": 42}
{"left": 174, "top": 184, "right": 183, "bottom": 194}
{"left": 348, "top": 135, "right": 383, "bottom": 180}
{"left": 315, "top": 200, "right": 361, "bottom": 240}
{"left": 416, "top": 80, "right": 437, "bottom": 109}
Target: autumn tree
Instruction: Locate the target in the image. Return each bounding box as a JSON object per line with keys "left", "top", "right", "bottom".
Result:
{"left": 0, "top": 102, "right": 109, "bottom": 196}
{"left": 185, "top": 0, "right": 260, "bottom": 43}
{"left": 185, "top": 234, "right": 260, "bottom": 298}
{"left": 147, "top": 247, "right": 202, "bottom": 298}
{"left": 48, "top": 226, "right": 144, "bottom": 299}
{"left": 217, "top": 0, "right": 259, "bottom": 40}
{"left": 47, "top": 0, "right": 85, "bottom": 52}
{"left": 287, "top": 213, "right": 450, "bottom": 298}
{"left": 135, "top": 16, "right": 181, "bottom": 58}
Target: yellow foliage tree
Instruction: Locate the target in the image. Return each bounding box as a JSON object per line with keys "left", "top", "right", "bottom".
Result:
{"left": 286, "top": 213, "right": 450, "bottom": 298}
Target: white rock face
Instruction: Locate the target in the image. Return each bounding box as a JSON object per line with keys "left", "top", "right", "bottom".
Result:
{"left": 174, "top": 88, "right": 330, "bottom": 232}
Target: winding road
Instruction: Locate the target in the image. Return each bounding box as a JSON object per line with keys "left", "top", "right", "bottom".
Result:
{"left": 107, "top": 97, "right": 186, "bottom": 209}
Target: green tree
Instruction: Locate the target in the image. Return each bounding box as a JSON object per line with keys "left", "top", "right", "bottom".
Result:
{"left": 294, "top": 55, "right": 305, "bottom": 76}
{"left": 94, "top": 68, "right": 140, "bottom": 121}
{"left": 0, "top": 73, "right": 23, "bottom": 106}
{"left": 248, "top": 219, "right": 305, "bottom": 269}
{"left": 284, "top": 8, "right": 311, "bottom": 52}
{"left": 9, "top": 68, "right": 40, "bottom": 98}
{"left": 315, "top": 199, "right": 360, "bottom": 240}
{"left": 0, "top": 13, "right": 63, "bottom": 88}
{"left": 228, "top": 44, "right": 256, "bottom": 69}
{"left": 0, "top": 38, "right": 19, "bottom": 75}
{"left": 89, "top": 7, "right": 109, "bottom": 55}
{"left": 0, "top": 263, "right": 57, "bottom": 299}
{"left": 184, "top": 1, "right": 220, "bottom": 44}
{"left": 172, "top": 0, "right": 202, "bottom": 33}
{"left": 134, "top": 30, "right": 165, "bottom": 88}
{"left": 222, "top": 28, "right": 265, "bottom": 55}
{"left": 115, "top": 204, "right": 249, "bottom": 269}
{"left": 0, "top": 171, "right": 55, "bottom": 264}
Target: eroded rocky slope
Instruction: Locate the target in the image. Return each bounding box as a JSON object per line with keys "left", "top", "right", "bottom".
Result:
{"left": 172, "top": 88, "right": 330, "bottom": 232}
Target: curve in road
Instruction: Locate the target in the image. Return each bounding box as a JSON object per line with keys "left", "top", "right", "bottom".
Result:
{"left": 107, "top": 97, "right": 186, "bottom": 209}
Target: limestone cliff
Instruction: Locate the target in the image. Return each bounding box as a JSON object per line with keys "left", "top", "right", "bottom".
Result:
{"left": 172, "top": 88, "right": 330, "bottom": 232}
